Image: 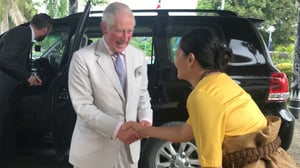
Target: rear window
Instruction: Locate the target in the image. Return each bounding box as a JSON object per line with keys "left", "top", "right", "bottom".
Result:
{"left": 166, "top": 20, "right": 266, "bottom": 66}
{"left": 229, "top": 39, "right": 266, "bottom": 65}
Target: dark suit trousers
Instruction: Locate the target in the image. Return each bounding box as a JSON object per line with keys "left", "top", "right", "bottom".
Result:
{"left": 0, "top": 70, "right": 19, "bottom": 161}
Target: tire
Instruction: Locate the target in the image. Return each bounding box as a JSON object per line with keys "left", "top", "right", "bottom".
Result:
{"left": 139, "top": 121, "right": 200, "bottom": 168}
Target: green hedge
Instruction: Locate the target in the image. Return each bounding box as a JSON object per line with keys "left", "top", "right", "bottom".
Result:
{"left": 275, "top": 63, "right": 293, "bottom": 84}
{"left": 270, "top": 51, "right": 293, "bottom": 65}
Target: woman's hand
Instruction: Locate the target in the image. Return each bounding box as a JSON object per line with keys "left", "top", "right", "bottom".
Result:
{"left": 123, "top": 121, "right": 149, "bottom": 138}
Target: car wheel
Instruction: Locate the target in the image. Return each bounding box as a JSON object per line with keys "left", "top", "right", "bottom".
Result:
{"left": 139, "top": 121, "right": 200, "bottom": 168}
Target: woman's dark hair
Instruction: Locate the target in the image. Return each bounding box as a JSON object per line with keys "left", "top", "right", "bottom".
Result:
{"left": 179, "top": 27, "right": 233, "bottom": 72}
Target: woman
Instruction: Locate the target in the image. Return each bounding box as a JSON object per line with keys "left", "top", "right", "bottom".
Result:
{"left": 125, "top": 28, "right": 297, "bottom": 168}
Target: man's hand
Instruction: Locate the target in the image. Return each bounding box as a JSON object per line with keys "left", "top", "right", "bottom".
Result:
{"left": 123, "top": 121, "right": 150, "bottom": 139}
{"left": 139, "top": 120, "right": 152, "bottom": 126}
{"left": 27, "top": 75, "right": 43, "bottom": 86}
{"left": 117, "top": 122, "right": 142, "bottom": 145}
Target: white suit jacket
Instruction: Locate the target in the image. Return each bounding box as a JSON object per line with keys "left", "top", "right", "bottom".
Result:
{"left": 68, "top": 39, "right": 153, "bottom": 168}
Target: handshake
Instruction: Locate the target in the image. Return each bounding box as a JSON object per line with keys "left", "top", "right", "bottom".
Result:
{"left": 116, "top": 121, "right": 151, "bottom": 145}
{"left": 117, "top": 121, "right": 189, "bottom": 146}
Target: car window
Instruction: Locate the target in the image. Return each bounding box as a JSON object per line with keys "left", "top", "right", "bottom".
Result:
{"left": 32, "top": 28, "right": 71, "bottom": 68}
{"left": 228, "top": 39, "right": 266, "bottom": 65}
{"left": 130, "top": 36, "right": 154, "bottom": 64}
{"left": 81, "top": 26, "right": 154, "bottom": 64}
{"left": 131, "top": 27, "right": 154, "bottom": 64}
{"left": 168, "top": 32, "right": 266, "bottom": 66}
{"left": 85, "top": 36, "right": 154, "bottom": 64}
{"left": 170, "top": 36, "right": 181, "bottom": 62}
{"left": 167, "top": 24, "right": 227, "bottom": 63}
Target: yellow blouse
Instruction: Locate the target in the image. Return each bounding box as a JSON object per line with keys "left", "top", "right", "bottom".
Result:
{"left": 186, "top": 73, "right": 267, "bottom": 167}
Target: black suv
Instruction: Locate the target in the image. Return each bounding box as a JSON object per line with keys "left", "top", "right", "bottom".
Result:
{"left": 4, "top": 1, "right": 295, "bottom": 167}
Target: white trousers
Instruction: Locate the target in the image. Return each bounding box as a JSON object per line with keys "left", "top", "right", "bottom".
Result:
{"left": 73, "top": 144, "right": 138, "bottom": 168}
{"left": 113, "top": 144, "right": 138, "bottom": 168}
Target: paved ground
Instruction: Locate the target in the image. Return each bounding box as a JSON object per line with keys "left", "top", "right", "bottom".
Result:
{"left": 288, "top": 117, "right": 300, "bottom": 166}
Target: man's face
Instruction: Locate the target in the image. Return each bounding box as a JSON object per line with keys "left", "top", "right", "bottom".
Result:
{"left": 101, "top": 13, "right": 134, "bottom": 53}
{"left": 36, "top": 27, "right": 51, "bottom": 42}
{"left": 35, "top": 34, "right": 47, "bottom": 42}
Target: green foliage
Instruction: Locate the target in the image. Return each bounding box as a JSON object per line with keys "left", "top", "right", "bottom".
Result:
{"left": 225, "top": 0, "right": 266, "bottom": 19}
{"left": 275, "top": 43, "right": 295, "bottom": 54}
{"left": 15, "top": 0, "right": 38, "bottom": 18}
{"left": 270, "top": 51, "right": 293, "bottom": 65}
{"left": 197, "top": 0, "right": 297, "bottom": 49}
{"left": 262, "top": 0, "right": 297, "bottom": 47}
{"left": 130, "top": 37, "right": 153, "bottom": 57}
{"left": 197, "top": 0, "right": 216, "bottom": 9}
{"left": 271, "top": 50, "right": 293, "bottom": 84}
{"left": 270, "top": 43, "right": 295, "bottom": 65}
{"left": 0, "top": 0, "right": 109, "bottom": 30}
{"left": 0, "top": 0, "right": 38, "bottom": 24}
{"left": 45, "top": 0, "right": 68, "bottom": 18}
{"left": 83, "top": 0, "right": 108, "bottom": 6}
{"left": 0, "top": 0, "right": 4, "bottom": 21}
{"left": 275, "top": 62, "right": 293, "bottom": 84}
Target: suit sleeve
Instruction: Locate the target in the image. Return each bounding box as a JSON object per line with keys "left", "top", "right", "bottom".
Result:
{"left": 0, "top": 28, "right": 31, "bottom": 81}
{"left": 137, "top": 54, "right": 153, "bottom": 123}
{"left": 68, "top": 51, "right": 119, "bottom": 139}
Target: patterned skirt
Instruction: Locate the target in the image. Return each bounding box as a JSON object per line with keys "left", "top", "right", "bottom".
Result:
{"left": 222, "top": 116, "right": 298, "bottom": 168}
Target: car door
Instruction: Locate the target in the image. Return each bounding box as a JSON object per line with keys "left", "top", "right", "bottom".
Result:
{"left": 49, "top": 0, "right": 92, "bottom": 159}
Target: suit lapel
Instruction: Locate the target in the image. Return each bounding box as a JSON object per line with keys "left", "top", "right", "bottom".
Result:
{"left": 95, "top": 40, "right": 125, "bottom": 101}
{"left": 124, "top": 49, "right": 134, "bottom": 102}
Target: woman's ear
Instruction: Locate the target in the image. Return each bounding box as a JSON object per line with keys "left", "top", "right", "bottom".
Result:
{"left": 185, "top": 53, "right": 196, "bottom": 71}
{"left": 187, "top": 52, "right": 196, "bottom": 64}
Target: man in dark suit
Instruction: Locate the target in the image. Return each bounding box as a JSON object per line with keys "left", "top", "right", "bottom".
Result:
{"left": 0, "top": 13, "right": 53, "bottom": 166}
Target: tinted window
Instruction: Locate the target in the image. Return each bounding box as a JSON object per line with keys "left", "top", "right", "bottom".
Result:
{"left": 167, "top": 25, "right": 266, "bottom": 66}
{"left": 229, "top": 39, "right": 266, "bottom": 66}
{"left": 130, "top": 36, "right": 154, "bottom": 64}
{"left": 33, "top": 28, "right": 71, "bottom": 69}
{"left": 83, "top": 26, "right": 154, "bottom": 64}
